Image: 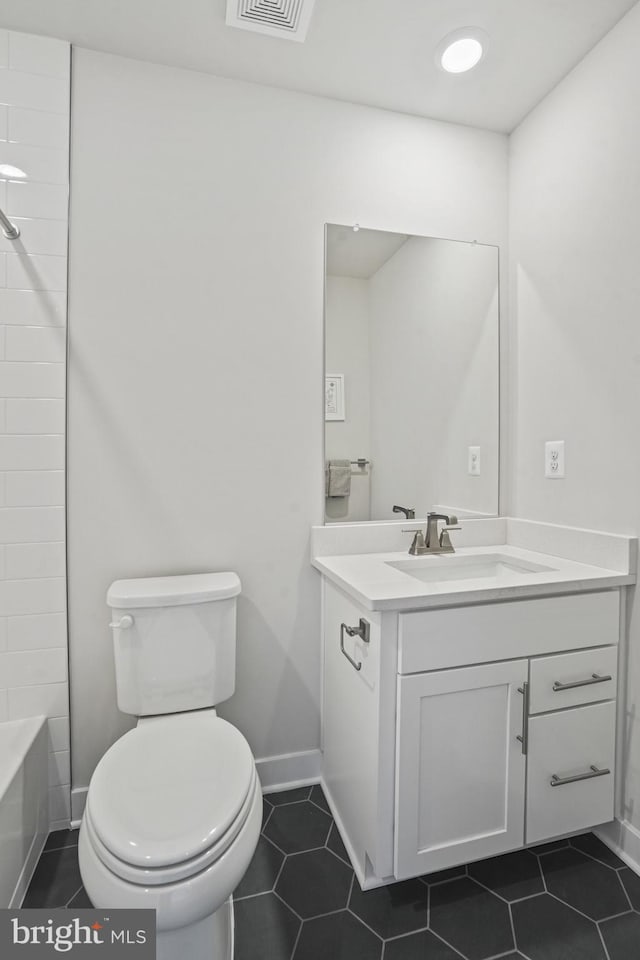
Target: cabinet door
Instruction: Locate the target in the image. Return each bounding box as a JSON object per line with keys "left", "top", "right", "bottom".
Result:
{"left": 395, "top": 660, "right": 528, "bottom": 878}
{"left": 526, "top": 701, "right": 615, "bottom": 845}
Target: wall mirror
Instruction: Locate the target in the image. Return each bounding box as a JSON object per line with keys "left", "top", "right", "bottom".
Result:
{"left": 324, "top": 224, "right": 499, "bottom": 523}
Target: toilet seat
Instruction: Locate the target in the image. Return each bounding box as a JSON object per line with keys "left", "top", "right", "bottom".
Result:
{"left": 86, "top": 711, "right": 256, "bottom": 885}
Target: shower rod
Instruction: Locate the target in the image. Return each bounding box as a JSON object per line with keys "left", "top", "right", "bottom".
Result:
{"left": 0, "top": 206, "right": 20, "bottom": 240}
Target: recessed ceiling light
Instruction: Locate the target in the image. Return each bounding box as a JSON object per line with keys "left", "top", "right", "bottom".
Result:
{"left": 436, "top": 28, "right": 488, "bottom": 74}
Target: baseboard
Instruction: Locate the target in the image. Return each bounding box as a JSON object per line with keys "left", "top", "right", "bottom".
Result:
{"left": 71, "top": 786, "right": 88, "bottom": 828}
{"left": 595, "top": 818, "right": 640, "bottom": 877}
{"left": 69, "top": 749, "right": 322, "bottom": 828}
{"left": 11, "top": 828, "right": 47, "bottom": 908}
{"left": 256, "top": 749, "right": 321, "bottom": 793}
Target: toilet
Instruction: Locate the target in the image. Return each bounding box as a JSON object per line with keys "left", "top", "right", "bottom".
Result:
{"left": 78, "top": 572, "right": 261, "bottom": 960}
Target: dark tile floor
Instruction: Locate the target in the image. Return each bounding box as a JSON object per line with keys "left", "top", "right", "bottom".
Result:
{"left": 24, "top": 785, "right": 640, "bottom": 960}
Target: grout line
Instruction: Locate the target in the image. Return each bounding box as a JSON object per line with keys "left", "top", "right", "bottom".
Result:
{"left": 425, "top": 929, "right": 467, "bottom": 959}
{"left": 616, "top": 874, "right": 634, "bottom": 914}
{"left": 507, "top": 900, "right": 518, "bottom": 957}
{"left": 64, "top": 885, "right": 83, "bottom": 908}
{"left": 345, "top": 909, "right": 384, "bottom": 943}
{"left": 568, "top": 838, "right": 623, "bottom": 872}
{"left": 271, "top": 850, "right": 288, "bottom": 892}
{"left": 41, "top": 840, "right": 78, "bottom": 854}
{"left": 298, "top": 906, "right": 348, "bottom": 924}
{"left": 273, "top": 889, "right": 304, "bottom": 923}
{"left": 597, "top": 907, "right": 635, "bottom": 924}
{"left": 596, "top": 920, "right": 612, "bottom": 960}
{"left": 485, "top": 951, "right": 523, "bottom": 960}
{"left": 288, "top": 915, "right": 303, "bottom": 960}
{"left": 260, "top": 830, "right": 290, "bottom": 858}
{"left": 324, "top": 843, "right": 351, "bottom": 869}
{"left": 426, "top": 881, "right": 430, "bottom": 930}
{"left": 232, "top": 889, "right": 274, "bottom": 905}
{"left": 264, "top": 788, "right": 312, "bottom": 806}
{"left": 545, "top": 890, "right": 628, "bottom": 926}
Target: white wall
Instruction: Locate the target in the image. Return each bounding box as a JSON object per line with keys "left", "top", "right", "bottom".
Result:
{"left": 0, "top": 29, "right": 70, "bottom": 828}
{"left": 324, "top": 275, "right": 371, "bottom": 522}
{"left": 67, "top": 48, "right": 508, "bottom": 792}
{"left": 509, "top": 2, "right": 640, "bottom": 835}
{"left": 369, "top": 237, "right": 499, "bottom": 520}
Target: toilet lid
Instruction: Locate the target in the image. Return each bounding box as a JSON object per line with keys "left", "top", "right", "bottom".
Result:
{"left": 88, "top": 712, "right": 255, "bottom": 870}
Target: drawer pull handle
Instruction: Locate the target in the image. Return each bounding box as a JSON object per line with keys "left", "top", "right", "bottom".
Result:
{"left": 552, "top": 673, "right": 612, "bottom": 692}
{"left": 550, "top": 764, "right": 611, "bottom": 787}
{"left": 340, "top": 619, "right": 370, "bottom": 672}
{"left": 516, "top": 681, "right": 529, "bottom": 755}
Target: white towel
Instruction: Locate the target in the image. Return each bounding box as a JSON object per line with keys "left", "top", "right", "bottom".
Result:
{"left": 327, "top": 460, "right": 351, "bottom": 498}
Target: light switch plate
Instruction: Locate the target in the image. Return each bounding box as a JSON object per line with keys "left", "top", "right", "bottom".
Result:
{"left": 545, "top": 440, "right": 565, "bottom": 478}
{"left": 468, "top": 446, "right": 481, "bottom": 476}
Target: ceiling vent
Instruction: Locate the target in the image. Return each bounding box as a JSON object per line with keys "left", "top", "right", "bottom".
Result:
{"left": 226, "top": 0, "right": 317, "bottom": 42}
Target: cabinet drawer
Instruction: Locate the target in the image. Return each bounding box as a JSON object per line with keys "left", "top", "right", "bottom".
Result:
{"left": 526, "top": 701, "right": 615, "bottom": 845}
{"left": 398, "top": 591, "right": 619, "bottom": 674}
{"left": 529, "top": 647, "right": 617, "bottom": 714}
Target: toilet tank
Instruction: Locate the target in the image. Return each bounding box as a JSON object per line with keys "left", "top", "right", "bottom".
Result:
{"left": 107, "top": 572, "right": 241, "bottom": 717}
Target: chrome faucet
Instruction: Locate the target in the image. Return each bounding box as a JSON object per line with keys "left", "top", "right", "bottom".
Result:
{"left": 393, "top": 504, "right": 415, "bottom": 520}
{"left": 403, "top": 512, "right": 461, "bottom": 556}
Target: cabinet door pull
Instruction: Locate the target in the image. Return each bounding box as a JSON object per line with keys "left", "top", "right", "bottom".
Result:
{"left": 516, "top": 681, "right": 529, "bottom": 755}
{"left": 340, "top": 619, "right": 370, "bottom": 672}
{"left": 552, "top": 673, "right": 612, "bottom": 692}
{"left": 550, "top": 764, "right": 611, "bottom": 787}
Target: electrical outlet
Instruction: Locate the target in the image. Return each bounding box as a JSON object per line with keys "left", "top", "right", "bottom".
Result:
{"left": 468, "top": 446, "right": 481, "bottom": 476}
{"left": 545, "top": 440, "right": 565, "bottom": 478}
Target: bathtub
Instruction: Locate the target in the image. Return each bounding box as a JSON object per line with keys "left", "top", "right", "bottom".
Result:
{"left": 0, "top": 716, "right": 48, "bottom": 907}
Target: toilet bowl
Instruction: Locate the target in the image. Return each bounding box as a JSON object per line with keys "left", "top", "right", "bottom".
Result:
{"left": 80, "top": 710, "right": 262, "bottom": 960}
{"left": 79, "top": 573, "right": 261, "bottom": 960}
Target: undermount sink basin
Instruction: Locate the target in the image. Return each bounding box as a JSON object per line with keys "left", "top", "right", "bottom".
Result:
{"left": 386, "top": 553, "right": 556, "bottom": 584}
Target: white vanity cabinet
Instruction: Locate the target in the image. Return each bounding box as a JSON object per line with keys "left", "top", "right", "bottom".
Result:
{"left": 321, "top": 580, "right": 622, "bottom": 887}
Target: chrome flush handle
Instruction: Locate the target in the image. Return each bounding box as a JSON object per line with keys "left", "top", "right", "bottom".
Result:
{"left": 109, "top": 615, "right": 134, "bottom": 629}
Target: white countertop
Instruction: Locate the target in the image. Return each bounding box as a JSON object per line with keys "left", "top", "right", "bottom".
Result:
{"left": 312, "top": 544, "right": 636, "bottom": 611}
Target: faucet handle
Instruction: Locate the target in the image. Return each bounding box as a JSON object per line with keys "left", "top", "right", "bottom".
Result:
{"left": 402, "top": 528, "right": 427, "bottom": 555}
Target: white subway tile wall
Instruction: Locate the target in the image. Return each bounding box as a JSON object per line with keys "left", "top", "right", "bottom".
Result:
{"left": 0, "top": 31, "right": 70, "bottom": 829}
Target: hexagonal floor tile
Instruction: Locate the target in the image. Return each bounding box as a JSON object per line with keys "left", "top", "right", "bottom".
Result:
{"left": 620, "top": 867, "right": 640, "bottom": 911}
{"left": 276, "top": 848, "right": 353, "bottom": 919}
{"left": 67, "top": 886, "right": 92, "bottom": 909}
{"left": 529, "top": 839, "right": 570, "bottom": 856}
{"left": 234, "top": 836, "right": 285, "bottom": 899}
{"left": 468, "top": 849, "right": 543, "bottom": 902}
{"left": 264, "top": 800, "right": 332, "bottom": 854}
{"left": 309, "top": 784, "right": 330, "bottom": 814}
{"left": 234, "top": 892, "right": 300, "bottom": 960}
{"left": 22, "top": 846, "right": 84, "bottom": 908}
{"left": 326, "top": 822, "right": 350, "bottom": 867}
{"left": 569, "top": 833, "right": 625, "bottom": 869}
{"left": 384, "top": 930, "right": 462, "bottom": 960}
{"left": 266, "top": 787, "right": 312, "bottom": 806}
{"left": 541, "top": 847, "right": 629, "bottom": 920}
{"left": 348, "top": 878, "right": 428, "bottom": 940}
{"left": 512, "top": 893, "right": 606, "bottom": 960}
{"left": 429, "top": 877, "right": 514, "bottom": 960}
{"left": 600, "top": 911, "right": 640, "bottom": 960}
{"left": 420, "top": 865, "right": 466, "bottom": 886}
{"left": 293, "top": 910, "right": 381, "bottom": 960}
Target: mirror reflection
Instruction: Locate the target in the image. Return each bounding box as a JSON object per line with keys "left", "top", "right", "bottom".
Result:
{"left": 324, "top": 224, "right": 499, "bottom": 523}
